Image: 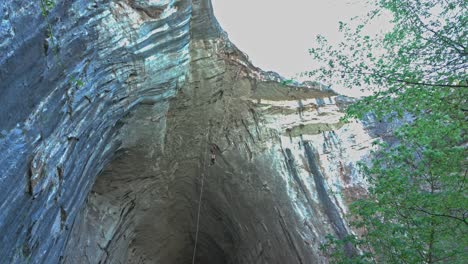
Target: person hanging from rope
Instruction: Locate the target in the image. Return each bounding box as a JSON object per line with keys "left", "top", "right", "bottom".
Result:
{"left": 210, "top": 144, "right": 216, "bottom": 166}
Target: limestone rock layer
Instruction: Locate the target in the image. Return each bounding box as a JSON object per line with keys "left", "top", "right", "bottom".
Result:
{"left": 0, "top": 0, "right": 376, "bottom": 263}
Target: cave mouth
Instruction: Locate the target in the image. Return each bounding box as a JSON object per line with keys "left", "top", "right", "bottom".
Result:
{"left": 75, "top": 148, "right": 242, "bottom": 264}
{"left": 62, "top": 105, "right": 245, "bottom": 264}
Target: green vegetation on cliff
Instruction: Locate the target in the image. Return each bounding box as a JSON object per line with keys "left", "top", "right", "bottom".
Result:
{"left": 309, "top": 0, "right": 467, "bottom": 263}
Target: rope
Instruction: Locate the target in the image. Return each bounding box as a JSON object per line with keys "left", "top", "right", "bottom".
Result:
{"left": 191, "top": 94, "right": 211, "bottom": 264}
{"left": 191, "top": 156, "right": 206, "bottom": 264}
{"left": 190, "top": 65, "right": 241, "bottom": 264}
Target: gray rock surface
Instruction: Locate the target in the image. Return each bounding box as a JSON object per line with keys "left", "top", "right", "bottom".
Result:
{"left": 0, "top": 0, "right": 379, "bottom": 263}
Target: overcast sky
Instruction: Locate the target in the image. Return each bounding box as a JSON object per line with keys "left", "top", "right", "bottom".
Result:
{"left": 211, "top": 0, "right": 385, "bottom": 97}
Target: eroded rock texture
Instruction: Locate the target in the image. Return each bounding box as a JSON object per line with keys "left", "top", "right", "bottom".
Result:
{"left": 0, "top": 0, "right": 380, "bottom": 263}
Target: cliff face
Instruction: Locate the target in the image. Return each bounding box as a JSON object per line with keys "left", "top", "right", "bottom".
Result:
{"left": 0, "top": 0, "right": 378, "bottom": 263}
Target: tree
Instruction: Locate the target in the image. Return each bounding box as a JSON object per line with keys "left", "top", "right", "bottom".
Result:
{"left": 308, "top": 0, "right": 467, "bottom": 263}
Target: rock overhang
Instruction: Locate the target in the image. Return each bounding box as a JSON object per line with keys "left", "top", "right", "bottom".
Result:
{"left": 0, "top": 1, "right": 376, "bottom": 263}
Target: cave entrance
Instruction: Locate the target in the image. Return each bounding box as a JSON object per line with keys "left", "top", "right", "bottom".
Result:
{"left": 61, "top": 104, "right": 241, "bottom": 264}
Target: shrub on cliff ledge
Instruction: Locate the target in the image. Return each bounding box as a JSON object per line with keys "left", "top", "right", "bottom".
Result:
{"left": 309, "top": 0, "right": 467, "bottom": 263}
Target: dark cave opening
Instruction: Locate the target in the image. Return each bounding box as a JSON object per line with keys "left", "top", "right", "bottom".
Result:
{"left": 62, "top": 142, "right": 242, "bottom": 264}
{"left": 192, "top": 231, "right": 230, "bottom": 264}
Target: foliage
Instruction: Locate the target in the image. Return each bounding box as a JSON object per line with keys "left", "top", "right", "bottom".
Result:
{"left": 308, "top": 0, "right": 467, "bottom": 263}
{"left": 320, "top": 234, "right": 374, "bottom": 264}
{"left": 39, "top": 1, "right": 86, "bottom": 88}
{"left": 39, "top": 0, "right": 57, "bottom": 54}
{"left": 70, "top": 76, "right": 84, "bottom": 88}
{"left": 40, "top": 0, "right": 56, "bottom": 17}
{"left": 281, "top": 79, "right": 295, "bottom": 86}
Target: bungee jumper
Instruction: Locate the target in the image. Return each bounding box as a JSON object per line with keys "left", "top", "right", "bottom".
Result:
{"left": 210, "top": 144, "right": 216, "bottom": 166}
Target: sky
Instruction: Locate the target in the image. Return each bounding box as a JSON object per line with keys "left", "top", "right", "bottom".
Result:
{"left": 211, "top": 0, "right": 386, "bottom": 97}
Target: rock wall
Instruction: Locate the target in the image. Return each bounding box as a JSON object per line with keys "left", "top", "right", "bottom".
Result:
{"left": 1, "top": 0, "right": 191, "bottom": 262}
{"left": 0, "top": 0, "right": 378, "bottom": 263}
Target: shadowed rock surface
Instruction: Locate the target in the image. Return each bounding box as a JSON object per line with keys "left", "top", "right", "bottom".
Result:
{"left": 0, "top": 0, "right": 383, "bottom": 263}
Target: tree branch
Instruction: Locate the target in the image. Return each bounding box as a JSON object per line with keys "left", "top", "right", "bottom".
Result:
{"left": 393, "top": 79, "right": 468, "bottom": 88}
{"left": 410, "top": 206, "right": 468, "bottom": 225}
